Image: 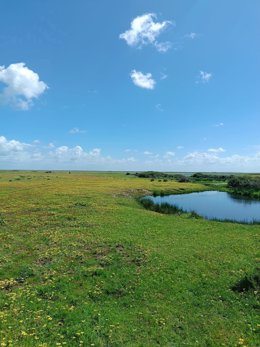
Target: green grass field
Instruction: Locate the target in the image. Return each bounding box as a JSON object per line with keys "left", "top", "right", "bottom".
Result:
{"left": 0, "top": 171, "right": 259, "bottom": 346}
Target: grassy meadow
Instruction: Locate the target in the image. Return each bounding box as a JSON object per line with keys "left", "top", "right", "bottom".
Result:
{"left": 0, "top": 171, "right": 259, "bottom": 346}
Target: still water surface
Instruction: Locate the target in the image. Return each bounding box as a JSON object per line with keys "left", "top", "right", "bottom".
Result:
{"left": 146, "top": 191, "right": 260, "bottom": 223}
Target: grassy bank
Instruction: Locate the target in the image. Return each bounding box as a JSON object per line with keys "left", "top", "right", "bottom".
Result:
{"left": 0, "top": 171, "right": 259, "bottom": 346}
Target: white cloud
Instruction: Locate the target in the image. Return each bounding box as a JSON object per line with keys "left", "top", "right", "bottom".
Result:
{"left": 120, "top": 13, "right": 172, "bottom": 52}
{"left": 184, "top": 151, "right": 218, "bottom": 163}
{"left": 179, "top": 150, "right": 260, "bottom": 171}
{"left": 0, "top": 135, "right": 30, "bottom": 155}
{"left": 1, "top": 134, "right": 260, "bottom": 172}
{"left": 0, "top": 63, "right": 48, "bottom": 110}
{"left": 199, "top": 70, "right": 212, "bottom": 83}
{"left": 130, "top": 70, "right": 155, "bottom": 90}
{"left": 208, "top": 147, "right": 225, "bottom": 153}
{"left": 0, "top": 135, "right": 41, "bottom": 163}
{"left": 69, "top": 127, "right": 86, "bottom": 134}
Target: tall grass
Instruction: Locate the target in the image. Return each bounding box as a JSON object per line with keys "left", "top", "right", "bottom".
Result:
{"left": 140, "top": 197, "right": 184, "bottom": 214}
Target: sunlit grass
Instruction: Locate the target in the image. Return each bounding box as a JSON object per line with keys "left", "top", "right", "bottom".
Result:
{"left": 0, "top": 171, "right": 259, "bottom": 346}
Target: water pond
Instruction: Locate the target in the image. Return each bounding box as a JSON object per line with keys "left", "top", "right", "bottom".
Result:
{"left": 145, "top": 191, "right": 260, "bottom": 223}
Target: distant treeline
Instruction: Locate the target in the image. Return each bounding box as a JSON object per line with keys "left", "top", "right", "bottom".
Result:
{"left": 127, "top": 171, "right": 260, "bottom": 198}
{"left": 126, "top": 171, "right": 190, "bottom": 182}
{"left": 191, "top": 172, "right": 231, "bottom": 181}
{"left": 127, "top": 171, "right": 232, "bottom": 182}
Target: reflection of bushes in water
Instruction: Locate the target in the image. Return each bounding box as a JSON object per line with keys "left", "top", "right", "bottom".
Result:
{"left": 231, "top": 269, "right": 260, "bottom": 293}
{"left": 140, "top": 197, "right": 183, "bottom": 214}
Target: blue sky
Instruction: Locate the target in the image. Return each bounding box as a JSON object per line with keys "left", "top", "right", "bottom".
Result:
{"left": 0, "top": 0, "right": 259, "bottom": 171}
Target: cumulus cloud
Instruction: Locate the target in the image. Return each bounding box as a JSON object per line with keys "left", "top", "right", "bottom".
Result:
{"left": 120, "top": 13, "right": 172, "bottom": 52}
{"left": 130, "top": 70, "right": 155, "bottom": 90}
{"left": 0, "top": 63, "right": 48, "bottom": 110}
{"left": 0, "top": 135, "right": 30, "bottom": 155}
{"left": 1, "top": 134, "right": 260, "bottom": 172}
{"left": 184, "top": 151, "right": 218, "bottom": 163}
{"left": 198, "top": 71, "right": 212, "bottom": 83}
{"left": 180, "top": 151, "right": 260, "bottom": 171}
{"left": 0, "top": 135, "right": 40, "bottom": 163}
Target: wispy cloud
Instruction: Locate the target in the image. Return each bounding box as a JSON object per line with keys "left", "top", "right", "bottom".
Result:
{"left": 155, "top": 103, "right": 163, "bottom": 112}
{"left": 69, "top": 127, "right": 86, "bottom": 135}
{"left": 0, "top": 63, "right": 48, "bottom": 110}
{"left": 185, "top": 32, "right": 198, "bottom": 40}
{"left": 214, "top": 122, "right": 224, "bottom": 127}
{"left": 164, "top": 151, "right": 175, "bottom": 159}
{"left": 120, "top": 13, "right": 172, "bottom": 52}
{"left": 130, "top": 70, "right": 155, "bottom": 90}
{"left": 198, "top": 70, "right": 212, "bottom": 83}
{"left": 160, "top": 72, "right": 168, "bottom": 80}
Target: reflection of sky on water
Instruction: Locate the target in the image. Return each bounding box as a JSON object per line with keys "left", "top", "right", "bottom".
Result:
{"left": 148, "top": 191, "right": 260, "bottom": 223}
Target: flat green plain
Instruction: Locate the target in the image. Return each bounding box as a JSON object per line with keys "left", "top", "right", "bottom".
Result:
{"left": 0, "top": 171, "right": 259, "bottom": 347}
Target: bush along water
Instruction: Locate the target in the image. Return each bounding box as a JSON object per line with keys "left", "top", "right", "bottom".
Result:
{"left": 139, "top": 197, "right": 188, "bottom": 215}
{"left": 227, "top": 175, "right": 260, "bottom": 199}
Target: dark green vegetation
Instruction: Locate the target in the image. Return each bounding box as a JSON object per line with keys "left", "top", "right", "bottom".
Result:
{"left": 130, "top": 171, "right": 191, "bottom": 182}
{"left": 140, "top": 197, "right": 201, "bottom": 219}
{"left": 227, "top": 176, "right": 260, "bottom": 199}
{"left": 0, "top": 171, "right": 259, "bottom": 346}
{"left": 190, "top": 173, "right": 260, "bottom": 199}
{"left": 133, "top": 171, "right": 260, "bottom": 199}
{"left": 140, "top": 197, "right": 185, "bottom": 215}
